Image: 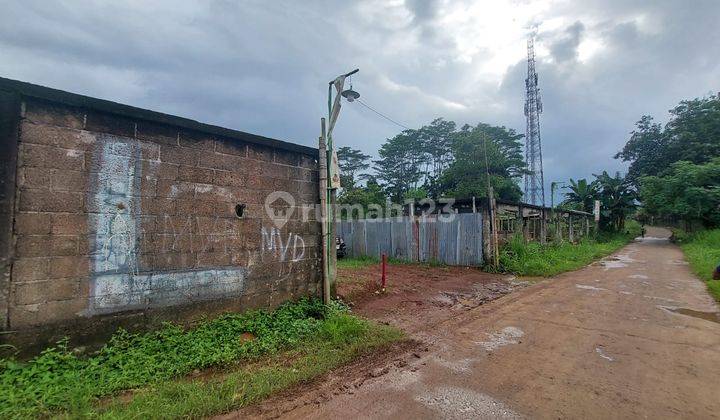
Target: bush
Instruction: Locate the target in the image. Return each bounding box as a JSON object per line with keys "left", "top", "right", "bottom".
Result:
{"left": 0, "top": 298, "right": 357, "bottom": 418}
{"left": 498, "top": 227, "right": 638, "bottom": 277}
{"left": 678, "top": 229, "right": 720, "bottom": 301}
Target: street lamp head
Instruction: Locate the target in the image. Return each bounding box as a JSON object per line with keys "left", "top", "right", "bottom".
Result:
{"left": 341, "top": 88, "right": 360, "bottom": 102}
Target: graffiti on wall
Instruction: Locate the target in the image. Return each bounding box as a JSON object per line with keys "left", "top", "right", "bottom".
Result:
{"left": 86, "top": 135, "right": 250, "bottom": 315}
{"left": 260, "top": 226, "right": 305, "bottom": 262}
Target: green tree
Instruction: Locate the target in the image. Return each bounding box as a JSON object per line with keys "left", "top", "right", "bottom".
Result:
{"left": 418, "top": 118, "right": 456, "bottom": 191}
{"left": 336, "top": 176, "right": 387, "bottom": 219}
{"left": 373, "top": 129, "right": 426, "bottom": 201}
{"left": 640, "top": 158, "right": 720, "bottom": 229}
{"left": 616, "top": 94, "right": 720, "bottom": 185}
{"left": 403, "top": 187, "right": 429, "bottom": 201}
{"left": 436, "top": 124, "right": 525, "bottom": 201}
{"left": 470, "top": 123, "right": 526, "bottom": 177}
{"left": 614, "top": 115, "right": 667, "bottom": 183}
{"left": 371, "top": 119, "right": 525, "bottom": 202}
{"left": 593, "top": 171, "right": 636, "bottom": 231}
{"left": 663, "top": 95, "right": 720, "bottom": 164}
{"left": 562, "top": 178, "right": 598, "bottom": 213}
{"left": 337, "top": 146, "right": 371, "bottom": 190}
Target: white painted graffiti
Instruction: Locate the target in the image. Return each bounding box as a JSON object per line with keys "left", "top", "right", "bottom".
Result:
{"left": 154, "top": 215, "right": 239, "bottom": 255}
{"left": 100, "top": 210, "right": 139, "bottom": 275}
{"left": 91, "top": 137, "right": 140, "bottom": 276}
{"left": 261, "top": 226, "right": 305, "bottom": 262}
{"left": 87, "top": 135, "right": 253, "bottom": 314}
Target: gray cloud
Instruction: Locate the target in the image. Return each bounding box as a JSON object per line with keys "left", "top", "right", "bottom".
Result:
{"left": 1, "top": 0, "right": 719, "bottom": 201}
{"left": 547, "top": 21, "right": 584, "bottom": 63}
{"left": 406, "top": 0, "right": 440, "bottom": 23}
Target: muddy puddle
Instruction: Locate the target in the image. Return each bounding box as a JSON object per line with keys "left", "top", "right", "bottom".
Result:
{"left": 662, "top": 307, "right": 720, "bottom": 324}
{"left": 432, "top": 283, "right": 514, "bottom": 309}
{"left": 598, "top": 253, "right": 639, "bottom": 270}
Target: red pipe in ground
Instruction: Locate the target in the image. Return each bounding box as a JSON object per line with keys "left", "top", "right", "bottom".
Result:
{"left": 381, "top": 253, "right": 387, "bottom": 291}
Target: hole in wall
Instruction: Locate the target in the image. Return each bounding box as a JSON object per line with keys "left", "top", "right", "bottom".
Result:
{"left": 235, "top": 203, "right": 246, "bottom": 218}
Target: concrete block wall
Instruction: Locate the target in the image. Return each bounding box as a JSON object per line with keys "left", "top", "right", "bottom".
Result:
{"left": 0, "top": 78, "right": 321, "bottom": 351}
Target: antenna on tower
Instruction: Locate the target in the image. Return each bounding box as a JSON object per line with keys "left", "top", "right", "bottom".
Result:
{"left": 524, "top": 36, "right": 546, "bottom": 206}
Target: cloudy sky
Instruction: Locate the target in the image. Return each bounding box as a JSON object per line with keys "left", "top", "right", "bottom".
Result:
{"left": 2, "top": 0, "right": 719, "bottom": 202}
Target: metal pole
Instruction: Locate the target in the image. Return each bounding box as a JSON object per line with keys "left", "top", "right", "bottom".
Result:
{"left": 326, "top": 86, "right": 336, "bottom": 301}
{"left": 550, "top": 182, "right": 557, "bottom": 243}
{"left": 329, "top": 186, "right": 337, "bottom": 296}
{"left": 326, "top": 86, "right": 334, "bottom": 300}
{"left": 488, "top": 186, "right": 499, "bottom": 268}
{"left": 381, "top": 253, "right": 387, "bottom": 291}
{"left": 324, "top": 70, "right": 358, "bottom": 301}
{"left": 319, "top": 119, "right": 330, "bottom": 304}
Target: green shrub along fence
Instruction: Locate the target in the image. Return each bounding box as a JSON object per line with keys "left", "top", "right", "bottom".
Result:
{"left": 498, "top": 221, "right": 641, "bottom": 277}
{"left": 673, "top": 229, "right": 720, "bottom": 302}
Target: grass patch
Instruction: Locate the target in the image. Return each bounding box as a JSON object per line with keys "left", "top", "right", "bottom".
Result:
{"left": 337, "top": 255, "right": 379, "bottom": 270}
{"left": 387, "top": 257, "right": 447, "bottom": 267}
{"left": 0, "top": 298, "right": 403, "bottom": 419}
{"left": 96, "top": 313, "right": 401, "bottom": 419}
{"left": 337, "top": 256, "right": 446, "bottom": 272}
{"left": 674, "top": 229, "right": 720, "bottom": 302}
{"left": 498, "top": 223, "right": 641, "bottom": 277}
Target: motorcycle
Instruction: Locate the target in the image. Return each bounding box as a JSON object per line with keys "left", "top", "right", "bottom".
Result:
{"left": 336, "top": 237, "right": 347, "bottom": 259}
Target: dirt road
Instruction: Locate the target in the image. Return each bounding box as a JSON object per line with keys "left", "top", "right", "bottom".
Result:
{"left": 234, "top": 228, "right": 720, "bottom": 419}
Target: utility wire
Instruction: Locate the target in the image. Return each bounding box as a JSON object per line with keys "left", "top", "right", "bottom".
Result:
{"left": 355, "top": 98, "right": 412, "bottom": 130}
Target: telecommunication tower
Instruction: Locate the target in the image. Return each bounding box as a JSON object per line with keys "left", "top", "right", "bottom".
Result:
{"left": 523, "top": 37, "right": 545, "bottom": 206}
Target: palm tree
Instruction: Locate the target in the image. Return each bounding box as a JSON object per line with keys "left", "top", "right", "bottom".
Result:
{"left": 562, "top": 178, "right": 598, "bottom": 213}
{"left": 593, "top": 171, "right": 637, "bottom": 231}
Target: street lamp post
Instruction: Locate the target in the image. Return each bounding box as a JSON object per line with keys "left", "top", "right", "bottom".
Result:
{"left": 322, "top": 68, "right": 359, "bottom": 304}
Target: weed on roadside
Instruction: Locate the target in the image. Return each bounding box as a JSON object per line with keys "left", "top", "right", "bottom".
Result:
{"left": 337, "top": 256, "right": 379, "bottom": 269}
{"left": 676, "top": 229, "right": 720, "bottom": 301}
{"left": 0, "top": 298, "right": 402, "bottom": 419}
{"left": 497, "top": 228, "right": 638, "bottom": 277}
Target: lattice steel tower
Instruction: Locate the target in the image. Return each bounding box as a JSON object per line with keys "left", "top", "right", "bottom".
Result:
{"left": 523, "top": 37, "right": 545, "bottom": 206}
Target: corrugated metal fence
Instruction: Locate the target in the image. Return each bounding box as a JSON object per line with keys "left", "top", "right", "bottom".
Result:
{"left": 336, "top": 213, "right": 483, "bottom": 266}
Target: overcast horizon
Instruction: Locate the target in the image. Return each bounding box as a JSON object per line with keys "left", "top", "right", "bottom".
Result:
{"left": 2, "top": 0, "right": 719, "bottom": 202}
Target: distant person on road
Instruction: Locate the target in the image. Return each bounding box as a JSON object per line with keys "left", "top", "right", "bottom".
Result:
{"left": 713, "top": 264, "right": 720, "bottom": 280}
{"left": 641, "top": 224, "right": 646, "bottom": 238}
